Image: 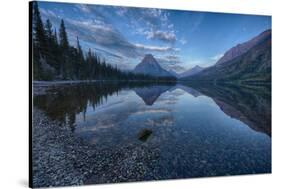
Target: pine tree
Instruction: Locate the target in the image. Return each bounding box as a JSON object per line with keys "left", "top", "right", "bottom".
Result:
{"left": 76, "top": 36, "right": 83, "bottom": 57}
{"left": 32, "top": 1, "right": 47, "bottom": 54}
{"left": 59, "top": 19, "right": 69, "bottom": 50}
{"left": 86, "top": 48, "right": 93, "bottom": 79}
{"left": 32, "top": 1, "right": 52, "bottom": 80}
{"left": 45, "top": 19, "right": 53, "bottom": 39}
{"left": 44, "top": 19, "right": 53, "bottom": 64}
{"left": 76, "top": 37, "right": 84, "bottom": 78}
{"left": 54, "top": 28, "right": 58, "bottom": 45}
{"left": 59, "top": 19, "right": 70, "bottom": 78}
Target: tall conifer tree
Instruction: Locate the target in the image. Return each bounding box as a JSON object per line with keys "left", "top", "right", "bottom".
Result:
{"left": 33, "top": 1, "right": 47, "bottom": 55}
{"left": 59, "top": 19, "right": 69, "bottom": 50}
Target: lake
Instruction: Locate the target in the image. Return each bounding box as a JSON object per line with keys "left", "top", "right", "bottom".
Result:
{"left": 33, "top": 82, "right": 271, "bottom": 183}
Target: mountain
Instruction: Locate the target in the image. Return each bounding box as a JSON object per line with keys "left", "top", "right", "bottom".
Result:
{"left": 216, "top": 29, "right": 272, "bottom": 65}
{"left": 134, "top": 54, "right": 173, "bottom": 77}
{"left": 179, "top": 65, "right": 204, "bottom": 78}
{"left": 168, "top": 69, "right": 180, "bottom": 78}
{"left": 183, "top": 29, "right": 271, "bottom": 83}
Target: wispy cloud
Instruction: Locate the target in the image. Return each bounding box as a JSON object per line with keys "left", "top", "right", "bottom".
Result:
{"left": 76, "top": 4, "right": 91, "bottom": 13}
{"left": 41, "top": 10, "right": 139, "bottom": 57}
{"left": 155, "top": 55, "right": 187, "bottom": 73}
{"left": 210, "top": 53, "right": 224, "bottom": 61}
{"left": 179, "top": 38, "right": 187, "bottom": 45}
{"left": 115, "top": 7, "right": 128, "bottom": 16}
{"left": 157, "top": 55, "right": 182, "bottom": 65}
{"left": 134, "top": 43, "right": 179, "bottom": 52}
{"left": 168, "top": 65, "right": 187, "bottom": 73}
{"left": 40, "top": 9, "right": 58, "bottom": 18}
{"left": 93, "top": 47, "right": 123, "bottom": 60}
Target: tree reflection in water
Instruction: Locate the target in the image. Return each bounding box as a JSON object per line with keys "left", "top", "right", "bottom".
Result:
{"left": 33, "top": 82, "right": 271, "bottom": 136}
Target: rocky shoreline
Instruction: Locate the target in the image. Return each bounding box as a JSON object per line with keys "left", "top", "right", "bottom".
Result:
{"left": 32, "top": 107, "right": 162, "bottom": 187}
{"left": 32, "top": 80, "right": 98, "bottom": 96}
{"left": 32, "top": 108, "right": 88, "bottom": 187}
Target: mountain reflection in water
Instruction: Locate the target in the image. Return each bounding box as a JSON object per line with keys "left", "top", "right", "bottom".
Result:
{"left": 34, "top": 82, "right": 271, "bottom": 137}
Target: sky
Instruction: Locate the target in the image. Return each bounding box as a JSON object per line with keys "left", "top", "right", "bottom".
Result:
{"left": 37, "top": 1, "right": 271, "bottom": 73}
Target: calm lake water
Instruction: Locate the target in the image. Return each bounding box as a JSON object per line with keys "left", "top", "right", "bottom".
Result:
{"left": 34, "top": 82, "right": 271, "bottom": 180}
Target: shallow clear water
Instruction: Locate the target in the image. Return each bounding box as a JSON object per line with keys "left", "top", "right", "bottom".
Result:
{"left": 34, "top": 82, "right": 271, "bottom": 179}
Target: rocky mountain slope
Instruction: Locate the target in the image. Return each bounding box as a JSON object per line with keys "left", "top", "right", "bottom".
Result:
{"left": 134, "top": 54, "right": 173, "bottom": 77}
{"left": 216, "top": 29, "right": 271, "bottom": 65}
{"left": 183, "top": 29, "right": 271, "bottom": 83}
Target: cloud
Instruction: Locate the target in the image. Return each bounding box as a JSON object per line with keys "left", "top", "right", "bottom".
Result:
{"left": 145, "top": 30, "right": 176, "bottom": 43}
{"left": 167, "top": 24, "right": 174, "bottom": 29}
{"left": 40, "top": 9, "right": 58, "bottom": 18}
{"left": 40, "top": 10, "right": 140, "bottom": 58}
{"left": 76, "top": 4, "right": 91, "bottom": 13}
{"left": 93, "top": 47, "right": 123, "bottom": 60}
{"left": 141, "top": 9, "right": 163, "bottom": 27}
{"left": 179, "top": 38, "right": 187, "bottom": 45}
{"left": 210, "top": 53, "right": 224, "bottom": 61}
{"left": 157, "top": 55, "right": 182, "bottom": 65}
{"left": 134, "top": 43, "right": 179, "bottom": 52}
{"left": 168, "top": 65, "right": 187, "bottom": 73}
{"left": 155, "top": 55, "right": 187, "bottom": 73}
{"left": 115, "top": 7, "right": 128, "bottom": 16}
{"left": 125, "top": 8, "right": 176, "bottom": 43}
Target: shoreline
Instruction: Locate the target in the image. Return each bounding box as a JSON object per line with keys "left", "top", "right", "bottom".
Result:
{"left": 32, "top": 79, "right": 271, "bottom": 96}
{"left": 32, "top": 80, "right": 178, "bottom": 96}
{"left": 32, "top": 108, "right": 163, "bottom": 187}
{"left": 32, "top": 108, "right": 87, "bottom": 187}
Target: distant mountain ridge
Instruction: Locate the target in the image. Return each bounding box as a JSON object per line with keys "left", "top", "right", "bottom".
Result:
{"left": 134, "top": 54, "right": 173, "bottom": 77}
{"left": 167, "top": 65, "right": 204, "bottom": 78}
{"left": 216, "top": 29, "right": 271, "bottom": 65}
{"left": 168, "top": 69, "right": 180, "bottom": 78}
{"left": 183, "top": 29, "right": 272, "bottom": 83}
{"left": 179, "top": 65, "right": 204, "bottom": 78}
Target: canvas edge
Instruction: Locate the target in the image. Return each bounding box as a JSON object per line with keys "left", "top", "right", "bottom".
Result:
{"left": 29, "top": 1, "right": 34, "bottom": 188}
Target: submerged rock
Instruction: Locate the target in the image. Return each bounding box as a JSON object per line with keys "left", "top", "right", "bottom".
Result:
{"left": 137, "top": 129, "right": 152, "bottom": 142}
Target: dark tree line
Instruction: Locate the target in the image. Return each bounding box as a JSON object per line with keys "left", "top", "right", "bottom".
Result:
{"left": 31, "top": 2, "right": 176, "bottom": 81}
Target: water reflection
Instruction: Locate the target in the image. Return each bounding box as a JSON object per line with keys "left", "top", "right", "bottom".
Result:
{"left": 188, "top": 83, "right": 271, "bottom": 137}
{"left": 134, "top": 85, "right": 172, "bottom": 105}
{"left": 34, "top": 82, "right": 271, "bottom": 137}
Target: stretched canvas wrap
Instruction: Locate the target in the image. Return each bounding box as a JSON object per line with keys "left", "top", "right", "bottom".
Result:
{"left": 29, "top": 0, "right": 272, "bottom": 188}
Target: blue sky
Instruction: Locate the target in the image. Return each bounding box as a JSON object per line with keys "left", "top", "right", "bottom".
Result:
{"left": 38, "top": 1, "right": 271, "bottom": 73}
